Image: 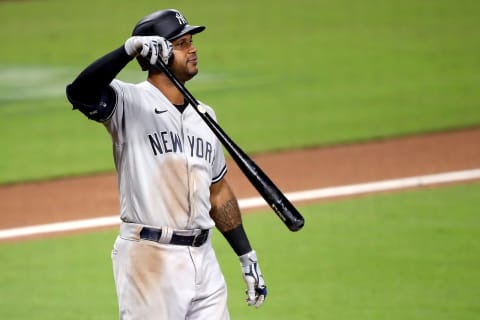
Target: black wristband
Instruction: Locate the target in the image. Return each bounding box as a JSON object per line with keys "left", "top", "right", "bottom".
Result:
{"left": 221, "top": 224, "right": 252, "bottom": 256}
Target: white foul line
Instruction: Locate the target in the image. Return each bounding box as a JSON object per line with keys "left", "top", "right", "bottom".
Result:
{"left": 1, "top": 168, "right": 480, "bottom": 241}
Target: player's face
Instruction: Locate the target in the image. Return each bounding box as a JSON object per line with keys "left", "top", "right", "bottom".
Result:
{"left": 170, "top": 34, "right": 199, "bottom": 82}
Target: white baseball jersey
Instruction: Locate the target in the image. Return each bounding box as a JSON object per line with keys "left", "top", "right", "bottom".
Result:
{"left": 105, "top": 79, "right": 227, "bottom": 230}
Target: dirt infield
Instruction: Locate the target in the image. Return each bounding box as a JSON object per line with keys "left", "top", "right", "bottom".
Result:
{"left": 1, "top": 127, "right": 479, "bottom": 234}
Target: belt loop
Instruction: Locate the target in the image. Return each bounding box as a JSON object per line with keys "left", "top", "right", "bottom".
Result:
{"left": 159, "top": 227, "right": 173, "bottom": 243}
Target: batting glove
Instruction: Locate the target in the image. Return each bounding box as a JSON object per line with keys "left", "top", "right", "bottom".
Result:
{"left": 239, "top": 250, "right": 267, "bottom": 308}
{"left": 124, "top": 36, "right": 173, "bottom": 65}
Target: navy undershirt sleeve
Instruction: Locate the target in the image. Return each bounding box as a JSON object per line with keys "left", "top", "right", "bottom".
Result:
{"left": 65, "top": 46, "right": 134, "bottom": 121}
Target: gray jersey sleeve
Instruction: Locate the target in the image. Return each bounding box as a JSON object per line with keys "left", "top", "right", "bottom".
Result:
{"left": 212, "top": 141, "right": 227, "bottom": 183}
{"left": 201, "top": 103, "right": 227, "bottom": 184}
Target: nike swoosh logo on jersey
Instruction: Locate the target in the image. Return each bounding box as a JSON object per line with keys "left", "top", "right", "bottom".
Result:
{"left": 154, "top": 108, "right": 168, "bottom": 114}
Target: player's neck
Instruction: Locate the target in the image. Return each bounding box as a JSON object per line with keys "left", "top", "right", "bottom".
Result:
{"left": 148, "top": 75, "right": 185, "bottom": 105}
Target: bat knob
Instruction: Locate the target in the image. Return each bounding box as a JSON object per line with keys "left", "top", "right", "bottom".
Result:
{"left": 287, "top": 217, "right": 305, "bottom": 232}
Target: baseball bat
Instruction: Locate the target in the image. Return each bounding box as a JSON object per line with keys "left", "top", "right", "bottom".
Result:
{"left": 155, "top": 59, "right": 305, "bottom": 232}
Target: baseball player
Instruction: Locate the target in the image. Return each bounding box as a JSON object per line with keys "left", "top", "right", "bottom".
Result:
{"left": 66, "top": 9, "right": 267, "bottom": 320}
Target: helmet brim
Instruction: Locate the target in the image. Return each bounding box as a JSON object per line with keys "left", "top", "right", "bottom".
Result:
{"left": 169, "top": 25, "right": 205, "bottom": 41}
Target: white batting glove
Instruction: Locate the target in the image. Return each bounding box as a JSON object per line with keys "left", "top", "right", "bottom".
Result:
{"left": 239, "top": 250, "right": 267, "bottom": 308}
{"left": 124, "top": 36, "right": 173, "bottom": 65}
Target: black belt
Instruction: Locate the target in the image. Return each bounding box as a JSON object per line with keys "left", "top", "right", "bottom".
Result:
{"left": 139, "top": 227, "right": 209, "bottom": 247}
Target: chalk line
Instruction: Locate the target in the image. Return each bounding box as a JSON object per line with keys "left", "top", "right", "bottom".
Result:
{"left": 1, "top": 168, "right": 479, "bottom": 240}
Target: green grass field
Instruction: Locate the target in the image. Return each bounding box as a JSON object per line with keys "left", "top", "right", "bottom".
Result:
{"left": 1, "top": 0, "right": 480, "bottom": 183}
{"left": 1, "top": 183, "right": 479, "bottom": 319}
{"left": 1, "top": 0, "right": 480, "bottom": 319}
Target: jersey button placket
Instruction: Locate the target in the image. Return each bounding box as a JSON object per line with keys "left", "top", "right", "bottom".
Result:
{"left": 181, "top": 111, "right": 193, "bottom": 227}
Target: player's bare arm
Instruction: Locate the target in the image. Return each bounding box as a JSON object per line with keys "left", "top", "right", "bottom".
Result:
{"left": 209, "top": 178, "right": 252, "bottom": 256}
{"left": 209, "top": 178, "right": 242, "bottom": 232}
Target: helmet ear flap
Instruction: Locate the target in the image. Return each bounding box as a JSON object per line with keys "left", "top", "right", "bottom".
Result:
{"left": 168, "top": 51, "right": 175, "bottom": 65}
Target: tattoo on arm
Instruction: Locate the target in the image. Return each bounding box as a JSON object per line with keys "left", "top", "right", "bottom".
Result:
{"left": 210, "top": 199, "right": 242, "bottom": 233}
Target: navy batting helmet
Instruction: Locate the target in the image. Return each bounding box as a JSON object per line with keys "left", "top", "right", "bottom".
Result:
{"left": 132, "top": 9, "right": 205, "bottom": 40}
{"left": 132, "top": 9, "right": 205, "bottom": 71}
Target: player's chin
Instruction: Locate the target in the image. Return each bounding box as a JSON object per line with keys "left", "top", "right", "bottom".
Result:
{"left": 187, "top": 63, "right": 199, "bottom": 76}
{"left": 183, "top": 68, "right": 199, "bottom": 82}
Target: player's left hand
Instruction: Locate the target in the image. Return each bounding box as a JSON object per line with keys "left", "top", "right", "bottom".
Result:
{"left": 124, "top": 36, "right": 173, "bottom": 65}
{"left": 239, "top": 250, "right": 267, "bottom": 308}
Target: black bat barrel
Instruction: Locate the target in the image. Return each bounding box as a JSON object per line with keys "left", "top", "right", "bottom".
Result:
{"left": 155, "top": 59, "right": 305, "bottom": 232}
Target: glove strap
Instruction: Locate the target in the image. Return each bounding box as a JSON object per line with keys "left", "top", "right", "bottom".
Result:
{"left": 239, "top": 250, "right": 257, "bottom": 267}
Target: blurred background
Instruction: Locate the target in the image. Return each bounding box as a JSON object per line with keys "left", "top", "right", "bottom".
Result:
{"left": 1, "top": 0, "right": 479, "bottom": 183}
{"left": 0, "top": 0, "right": 479, "bottom": 319}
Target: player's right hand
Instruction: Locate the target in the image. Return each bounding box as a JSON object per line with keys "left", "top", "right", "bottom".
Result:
{"left": 124, "top": 36, "right": 173, "bottom": 65}
{"left": 239, "top": 250, "right": 267, "bottom": 308}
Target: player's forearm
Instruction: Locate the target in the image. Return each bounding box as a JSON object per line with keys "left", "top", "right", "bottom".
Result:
{"left": 67, "top": 46, "right": 133, "bottom": 104}
{"left": 210, "top": 198, "right": 252, "bottom": 256}
{"left": 210, "top": 198, "right": 242, "bottom": 232}
{"left": 210, "top": 179, "right": 253, "bottom": 255}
